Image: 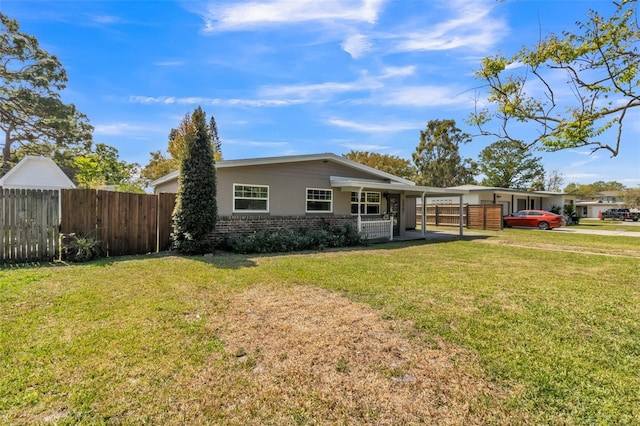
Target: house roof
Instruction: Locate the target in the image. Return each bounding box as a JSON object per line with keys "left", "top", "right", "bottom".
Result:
{"left": 330, "top": 177, "right": 467, "bottom": 198}
{"left": 0, "top": 156, "right": 75, "bottom": 190}
{"left": 151, "top": 153, "right": 417, "bottom": 188}
{"left": 448, "top": 184, "right": 574, "bottom": 198}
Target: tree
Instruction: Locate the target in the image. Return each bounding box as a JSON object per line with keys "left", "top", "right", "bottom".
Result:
{"left": 544, "top": 170, "right": 566, "bottom": 192}
{"left": 209, "top": 116, "right": 223, "bottom": 161}
{"left": 140, "top": 151, "right": 179, "bottom": 181}
{"left": 343, "top": 151, "right": 416, "bottom": 180}
{"left": 624, "top": 187, "right": 640, "bottom": 208}
{"left": 470, "top": 0, "right": 640, "bottom": 157}
{"left": 141, "top": 112, "right": 222, "bottom": 181}
{"left": 171, "top": 107, "right": 218, "bottom": 254}
{"left": 0, "top": 13, "right": 93, "bottom": 174}
{"left": 478, "top": 140, "right": 545, "bottom": 189}
{"left": 73, "top": 143, "right": 142, "bottom": 191}
{"left": 413, "top": 119, "right": 477, "bottom": 187}
{"left": 564, "top": 180, "right": 626, "bottom": 198}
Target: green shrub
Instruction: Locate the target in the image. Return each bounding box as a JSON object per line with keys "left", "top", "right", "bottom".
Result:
{"left": 62, "top": 233, "right": 105, "bottom": 262}
{"left": 226, "top": 224, "right": 362, "bottom": 254}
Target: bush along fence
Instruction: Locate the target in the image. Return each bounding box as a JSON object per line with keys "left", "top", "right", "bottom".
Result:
{"left": 0, "top": 189, "right": 60, "bottom": 264}
{"left": 416, "top": 204, "right": 503, "bottom": 231}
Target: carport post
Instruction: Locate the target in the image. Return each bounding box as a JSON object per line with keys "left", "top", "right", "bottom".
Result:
{"left": 421, "top": 191, "right": 427, "bottom": 239}
{"left": 459, "top": 195, "right": 464, "bottom": 236}
{"left": 357, "top": 187, "right": 363, "bottom": 234}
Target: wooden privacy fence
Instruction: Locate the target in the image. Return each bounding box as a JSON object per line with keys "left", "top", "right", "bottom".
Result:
{"left": 417, "top": 204, "right": 503, "bottom": 231}
{"left": 60, "top": 189, "right": 176, "bottom": 257}
{"left": 1, "top": 189, "right": 60, "bottom": 264}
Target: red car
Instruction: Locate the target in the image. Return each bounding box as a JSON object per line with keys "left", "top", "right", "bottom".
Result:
{"left": 503, "top": 210, "right": 565, "bottom": 230}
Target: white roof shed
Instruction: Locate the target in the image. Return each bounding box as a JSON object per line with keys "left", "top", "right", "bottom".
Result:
{"left": 0, "top": 156, "right": 76, "bottom": 190}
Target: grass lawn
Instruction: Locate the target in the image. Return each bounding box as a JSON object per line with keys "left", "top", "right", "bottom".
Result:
{"left": 573, "top": 219, "right": 640, "bottom": 232}
{"left": 1, "top": 230, "right": 639, "bottom": 424}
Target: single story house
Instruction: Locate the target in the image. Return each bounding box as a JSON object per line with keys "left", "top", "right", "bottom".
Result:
{"left": 575, "top": 191, "right": 627, "bottom": 219}
{"left": 151, "top": 153, "right": 468, "bottom": 241}
{"left": 0, "top": 156, "right": 75, "bottom": 190}
{"left": 425, "top": 184, "right": 577, "bottom": 215}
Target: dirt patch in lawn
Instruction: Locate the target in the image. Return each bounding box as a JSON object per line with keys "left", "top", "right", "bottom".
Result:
{"left": 182, "top": 285, "right": 517, "bottom": 425}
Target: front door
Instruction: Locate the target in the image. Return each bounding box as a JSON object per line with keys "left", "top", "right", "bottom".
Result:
{"left": 388, "top": 194, "right": 400, "bottom": 236}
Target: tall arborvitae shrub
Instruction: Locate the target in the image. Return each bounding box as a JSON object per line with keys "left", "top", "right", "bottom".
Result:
{"left": 171, "top": 107, "right": 218, "bottom": 254}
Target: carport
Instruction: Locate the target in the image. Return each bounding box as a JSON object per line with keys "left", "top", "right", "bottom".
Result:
{"left": 330, "top": 177, "right": 468, "bottom": 240}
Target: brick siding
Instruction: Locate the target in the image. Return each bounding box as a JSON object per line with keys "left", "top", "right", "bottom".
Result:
{"left": 209, "top": 215, "right": 357, "bottom": 246}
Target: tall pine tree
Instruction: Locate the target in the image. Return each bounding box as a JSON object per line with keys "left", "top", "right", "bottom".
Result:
{"left": 171, "top": 107, "right": 217, "bottom": 254}
{"left": 413, "top": 119, "right": 477, "bottom": 187}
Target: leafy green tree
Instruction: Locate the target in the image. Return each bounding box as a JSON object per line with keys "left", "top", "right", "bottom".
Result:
{"left": 142, "top": 113, "right": 222, "bottom": 181}
{"left": 413, "top": 119, "right": 477, "bottom": 187}
{"left": 478, "top": 140, "right": 545, "bottom": 189}
{"left": 343, "top": 151, "right": 416, "bottom": 180}
{"left": 0, "top": 13, "right": 93, "bottom": 174}
{"left": 73, "top": 143, "right": 142, "bottom": 191}
{"left": 209, "top": 116, "right": 223, "bottom": 161}
{"left": 564, "top": 181, "right": 626, "bottom": 198}
{"left": 140, "top": 151, "right": 179, "bottom": 181}
{"left": 171, "top": 107, "right": 218, "bottom": 254}
{"left": 624, "top": 187, "right": 640, "bottom": 208}
{"left": 470, "top": 0, "right": 639, "bottom": 157}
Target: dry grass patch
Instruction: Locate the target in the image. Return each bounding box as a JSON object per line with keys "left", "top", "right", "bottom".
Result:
{"left": 181, "top": 285, "right": 514, "bottom": 425}
{"left": 478, "top": 238, "right": 640, "bottom": 258}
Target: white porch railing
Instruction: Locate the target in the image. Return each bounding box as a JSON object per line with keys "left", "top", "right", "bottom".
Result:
{"left": 359, "top": 216, "right": 394, "bottom": 241}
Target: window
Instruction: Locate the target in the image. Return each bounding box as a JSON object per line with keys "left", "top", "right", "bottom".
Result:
{"left": 306, "top": 188, "right": 333, "bottom": 213}
{"left": 351, "top": 191, "right": 381, "bottom": 215}
{"left": 233, "top": 184, "right": 269, "bottom": 212}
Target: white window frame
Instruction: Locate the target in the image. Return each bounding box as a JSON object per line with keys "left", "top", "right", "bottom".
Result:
{"left": 306, "top": 188, "right": 333, "bottom": 213}
{"left": 233, "top": 183, "right": 269, "bottom": 213}
{"left": 351, "top": 191, "right": 381, "bottom": 215}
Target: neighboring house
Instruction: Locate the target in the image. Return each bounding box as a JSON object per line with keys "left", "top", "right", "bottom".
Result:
{"left": 151, "top": 153, "right": 467, "bottom": 241}
{"left": 0, "top": 156, "right": 75, "bottom": 190}
{"left": 575, "top": 191, "right": 627, "bottom": 219}
{"left": 425, "top": 184, "right": 577, "bottom": 215}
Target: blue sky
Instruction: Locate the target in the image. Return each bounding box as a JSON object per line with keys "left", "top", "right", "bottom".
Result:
{"left": 3, "top": 0, "right": 639, "bottom": 187}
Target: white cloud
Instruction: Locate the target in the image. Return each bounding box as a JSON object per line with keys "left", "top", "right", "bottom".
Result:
{"left": 128, "top": 95, "right": 304, "bottom": 107}
{"left": 90, "top": 14, "right": 120, "bottom": 25}
{"left": 258, "top": 67, "right": 416, "bottom": 102}
{"left": 379, "top": 66, "right": 416, "bottom": 79}
{"left": 369, "top": 85, "right": 471, "bottom": 107}
{"left": 327, "top": 118, "right": 417, "bottom": 133}
{"left": 199, "top": 0, "right": 385, "bottom": 32}
{"left": 259, "top": 80, "right": 381, "bottom": 100}
{"left": 391, "top": 0, "right": 507, "bottom": 52}
{"left": 153, "top": 60, "right": 185, "bottom": 67}
{"left": 342, "top": 34, "right": 373, "bottom": 59}
{"left": 94, "top": 122, "right": 157, "bottom": 136}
